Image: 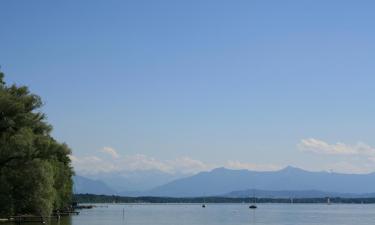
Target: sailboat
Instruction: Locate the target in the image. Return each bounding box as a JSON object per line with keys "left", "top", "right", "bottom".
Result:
{"left": 249, "top": 189, "right": 257, "bottom": 209}
{"left": 202, "top": 195, "right": 206, "bottom": 208}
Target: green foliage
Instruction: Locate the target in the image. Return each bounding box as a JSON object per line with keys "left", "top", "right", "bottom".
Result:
{"left": 0, "top": 72, "right": 74, "bottom": 217}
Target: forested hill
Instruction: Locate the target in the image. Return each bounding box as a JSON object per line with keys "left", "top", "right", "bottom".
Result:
{"left": 0, "top": 72, "right": 74, "bottom": 217}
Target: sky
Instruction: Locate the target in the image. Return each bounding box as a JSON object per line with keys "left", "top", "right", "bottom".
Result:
{"left": 1, "top": 0, "right": 375, "bottom": 175}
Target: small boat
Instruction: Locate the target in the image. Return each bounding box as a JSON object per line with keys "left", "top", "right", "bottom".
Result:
{"left": 202, "top": 195, "right": 206, "bottom": 208}
{"left": 249, "top": 189, "right": 257, "bottom": 209}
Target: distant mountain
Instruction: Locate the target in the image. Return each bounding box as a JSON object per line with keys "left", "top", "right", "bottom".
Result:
{"left": 73, "top": 170, "right": 187, "bottom": 196}
{"left": 73, "top": 175, "right": 116, "bottom": 195}
{"left": 146, "top": 166, "right": 375, "bottom": 197}
{"left": 82, "top": 170, "right": 185, "bottom": 195}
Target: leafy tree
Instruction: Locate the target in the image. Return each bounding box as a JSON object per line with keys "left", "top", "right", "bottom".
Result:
{"left": 0, "top": 72, "right": 73, "bottom": 217}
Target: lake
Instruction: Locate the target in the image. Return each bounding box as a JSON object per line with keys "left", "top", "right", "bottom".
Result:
{"left": 3, "top": 203, "right": 375, "bottom": 225}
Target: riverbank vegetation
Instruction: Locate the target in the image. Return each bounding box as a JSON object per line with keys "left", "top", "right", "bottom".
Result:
{"left": 0, "top": 72, "right": 73, "bottom": 217}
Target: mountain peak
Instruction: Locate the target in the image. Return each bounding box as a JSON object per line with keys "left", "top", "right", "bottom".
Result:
{"left": 210, "top": 167, "right": 231, "bottom": 173}
{"left": 279, "top": 166, "right": 304, "bottom": 172}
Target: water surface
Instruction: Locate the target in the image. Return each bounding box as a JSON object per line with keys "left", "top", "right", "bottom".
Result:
{"left": 4, "top": 203, "right": 375, "bottom": 225}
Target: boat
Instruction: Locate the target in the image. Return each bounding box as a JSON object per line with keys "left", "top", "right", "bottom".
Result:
{"left": 202, "top": 195, "right": 206, "bottom": 208}
{"left": 249, "top": 189, "right": 257, "bottom": 209}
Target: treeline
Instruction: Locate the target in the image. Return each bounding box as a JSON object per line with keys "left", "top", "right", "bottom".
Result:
{"left": 0, "top": 72, "right": 73, "bottom": 217}
{"left": 74, "top": 194, "right": 375, "bottom": 204}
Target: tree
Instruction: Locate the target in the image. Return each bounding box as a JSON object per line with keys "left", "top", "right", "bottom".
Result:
{"left": 0, "top": 71, "right": 73, "bottom": 217}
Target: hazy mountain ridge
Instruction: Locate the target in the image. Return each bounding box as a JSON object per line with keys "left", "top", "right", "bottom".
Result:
{"left": 73, "top": 166, "right": 375, "bottom": 197}
{"left": 73, "top": 170, "right": 187, "bottom": 196}
{"left": 84, "top": 170, "right": 185, "bottom": 193}
{"left": 146, "top": 166, "right": 375, "bottom": 197}
{"left": 73, "top": 175, "right": 116, "bottom": 195}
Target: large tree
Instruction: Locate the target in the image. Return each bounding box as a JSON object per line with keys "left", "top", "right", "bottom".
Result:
{"left": 0, "top": 72, "right": 73, "bottom": 217}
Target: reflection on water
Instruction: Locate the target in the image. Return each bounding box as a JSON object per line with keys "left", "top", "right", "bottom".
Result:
{"left": 250, "top": 209, "right": 256, "bottom": 224}
{"left": 3, "top": 203, "right": 375, "bottom": 225}
{"left": 56, "top": 217, "right": 72, "bottom": 225}
{"left": 2, "top": 216, "right": 72, "bottom": 225}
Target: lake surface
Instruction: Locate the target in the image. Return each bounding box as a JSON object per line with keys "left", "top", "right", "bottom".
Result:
{"left": 4, "top": 203, "right": 375, "bottom": 225}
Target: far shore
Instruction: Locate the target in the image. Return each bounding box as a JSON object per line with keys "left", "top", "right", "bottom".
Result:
{"left": 74, "top": 194, "right": 375, "bottom": 204}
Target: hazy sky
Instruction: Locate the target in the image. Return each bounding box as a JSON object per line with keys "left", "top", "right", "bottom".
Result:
{"left": 1, "top": 0, "right": 375, "bottom": 174}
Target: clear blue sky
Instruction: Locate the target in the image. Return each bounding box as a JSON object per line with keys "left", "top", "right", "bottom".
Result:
{"left": 1, "top": 0, "right": 375, "bottom": 173}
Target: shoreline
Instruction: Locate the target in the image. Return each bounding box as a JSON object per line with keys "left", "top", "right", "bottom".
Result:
{"left": 74, "top": 194, "right": 375, "bottom": 204}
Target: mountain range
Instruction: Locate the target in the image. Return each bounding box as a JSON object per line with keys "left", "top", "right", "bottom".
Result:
{"left": 73, "top": 166, "right": 375, "bottom": 198}
{"left": 73, "top": 175, "right": 115, "bottom": 195}
{"left": 82, "top": 170, "right": 184, "bottom": 193}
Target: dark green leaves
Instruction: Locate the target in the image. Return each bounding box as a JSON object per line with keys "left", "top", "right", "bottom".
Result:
{"left": 0, "top": 72, "right": 73, "bottom": 217}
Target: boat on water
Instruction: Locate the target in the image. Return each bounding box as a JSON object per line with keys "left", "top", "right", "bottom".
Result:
{"left": 202, "top": 195, "right": 206, "bottom": 208}
{"left": 249, "top": 189, "right": 257, "bottom": 209}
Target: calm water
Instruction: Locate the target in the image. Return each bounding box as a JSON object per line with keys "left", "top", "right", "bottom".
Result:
{"left": 4, "top": 203, "right": 375, "bottom": 225}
